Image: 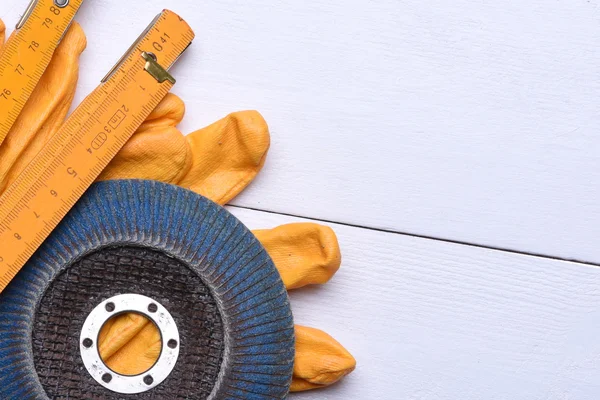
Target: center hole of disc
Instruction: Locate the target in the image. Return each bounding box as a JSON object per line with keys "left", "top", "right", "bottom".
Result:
{"left": 98, "top": 312, "right": 162, "bottom": 376}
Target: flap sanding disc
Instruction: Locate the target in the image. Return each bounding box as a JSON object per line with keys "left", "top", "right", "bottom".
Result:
{"left": 0, "top": 180, "right": 295, "bottom": 399}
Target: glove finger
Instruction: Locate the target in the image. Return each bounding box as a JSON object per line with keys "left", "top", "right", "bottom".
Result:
{"left": 97, "top": 320, "right": 357, "bottom": 390}
{"left": 137, "top": 92, "right": 185, "bottom": 131}
{"left": 98, "top": 125, "right": 192, "bottom": 184}
{"left": 291, "top": 325, "right": 356, "bottom": 392}
{"left": 0, "top": 19, "right": 5, "bottom": 49}
{"left": 177, "top": 110, "right": 270, "bottom": 205}
{"left": 101, "top": 106, "right": 268, "bottom": 205}
{"left": 97, "top": 94, "right": 191, "bottom": 184}
{"left": 253, "top": 223, "right": 341, "bottom": 290}
{"left": 0, "top": 22, "right": 86, "bottom": 194}
{"left": 98, "top": 314, "right": 161, "bottom": 376}
{"left": 98, "top": 312, "right": 151, "bottom": 360}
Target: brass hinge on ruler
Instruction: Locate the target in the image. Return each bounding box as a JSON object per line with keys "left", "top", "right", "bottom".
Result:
{"left": 0, "top": 0, "right": 85, "bottom": 146}
{"left": 0, "top": 9, "right": 195, "bottom": 293}
{"left": 142, "top": 52, "right": 176, "bottom": 84}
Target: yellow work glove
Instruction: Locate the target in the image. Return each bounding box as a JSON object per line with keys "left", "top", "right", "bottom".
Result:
{"left": 0, "top": 21, "right": 355, "bottom": 392}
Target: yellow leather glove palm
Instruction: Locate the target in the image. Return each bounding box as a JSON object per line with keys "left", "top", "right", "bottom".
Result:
{"left": 0, "top": 21, "right": 355, "bottom": 392}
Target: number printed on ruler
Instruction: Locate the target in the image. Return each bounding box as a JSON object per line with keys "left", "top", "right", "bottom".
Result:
{"left": 90, "top": 105, "right": 128, "bottom": 152}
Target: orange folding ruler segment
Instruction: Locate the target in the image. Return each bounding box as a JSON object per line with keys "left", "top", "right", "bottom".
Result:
{"left": 0, "top": 0, "right": 85, "bottom": 146}
{"left": 0, "top": 9, "right": 194, "bottom": 292}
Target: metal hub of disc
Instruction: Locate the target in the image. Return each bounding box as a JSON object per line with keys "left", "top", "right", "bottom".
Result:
{"left": 79, "top": 293, "right": 180, "bottom": 394}
{"left": 32, "top": 245, "right": 224, "bottom": 399}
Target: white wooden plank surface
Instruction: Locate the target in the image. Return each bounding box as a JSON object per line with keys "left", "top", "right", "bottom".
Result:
{"left": 3, "top": 0, "right": 600, "bottom": 262}
{"left": 229, "top": 206, "right": 600, "bottom": 399}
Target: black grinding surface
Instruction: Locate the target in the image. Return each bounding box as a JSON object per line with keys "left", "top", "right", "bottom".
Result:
{"left": 32, "top": 245, "right": 225, "bottom": 399}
